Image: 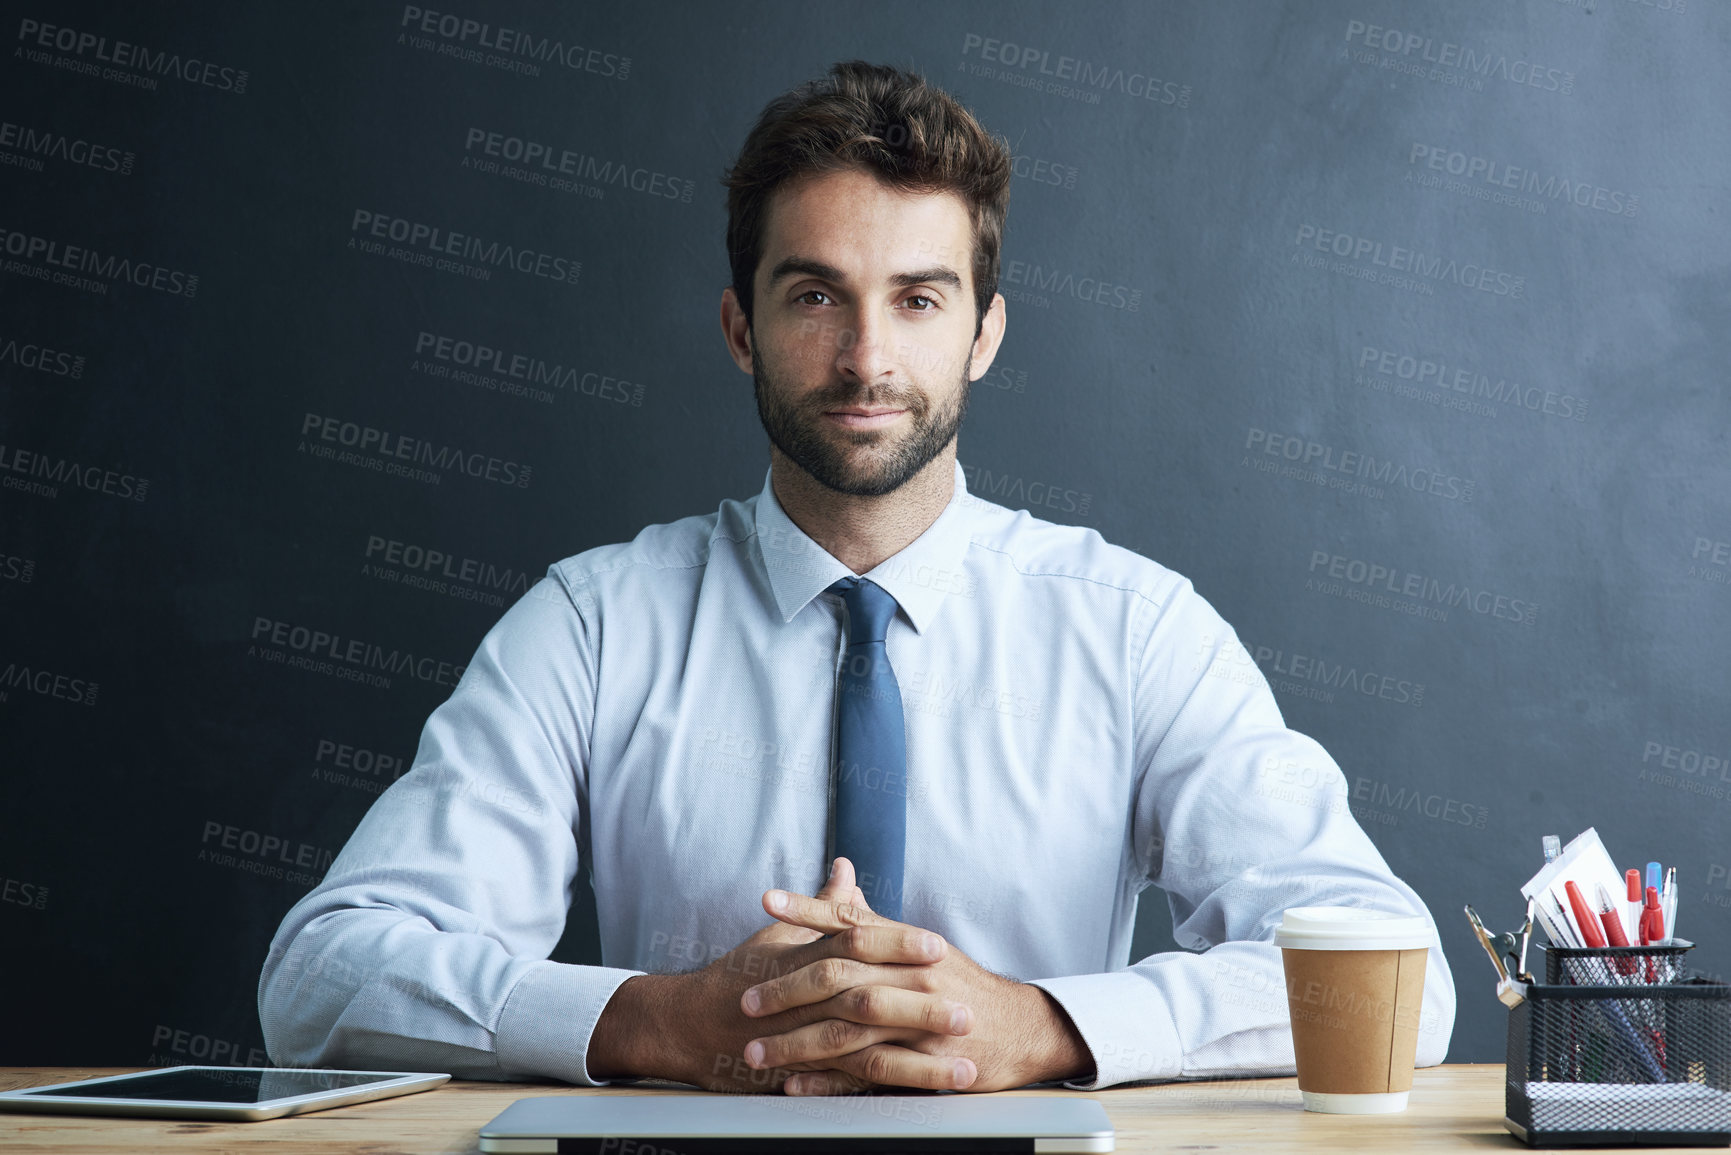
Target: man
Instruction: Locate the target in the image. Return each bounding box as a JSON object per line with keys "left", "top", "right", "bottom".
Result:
{"left": 260, "top": 61, "right": 1454, "bottom": 1095}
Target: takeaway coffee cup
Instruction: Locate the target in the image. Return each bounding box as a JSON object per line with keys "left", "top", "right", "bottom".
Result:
{"left": 1273, "top": 906, "right": 1433, "bottom": 1114}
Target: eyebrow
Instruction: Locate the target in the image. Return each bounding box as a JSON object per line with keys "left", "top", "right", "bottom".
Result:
{"left": 767, "top": 257, "right": 964, "bottom": 292}
{"left": 890, "top": 266, "right": 964, "bottom": 291}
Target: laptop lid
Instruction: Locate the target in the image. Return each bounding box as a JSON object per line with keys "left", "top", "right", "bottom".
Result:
{"left": 478, "top": 1093, "right": 1114, "bottom": 1153}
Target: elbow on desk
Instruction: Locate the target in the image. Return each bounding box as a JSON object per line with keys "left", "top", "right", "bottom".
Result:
{"left": 256, "top": 921, "right": 520, "bottom": 1081}
{"left": 259, "top": 961, "right": 507, "bottom": 1079}
{"left": 256, "top": 935, "right": 338, "bottom": 1070}
{"left": 255, "top": 907, "right": 379, "bottom": 1072}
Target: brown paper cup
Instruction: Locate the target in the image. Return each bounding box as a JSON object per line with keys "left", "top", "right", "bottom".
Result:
{"left": 1274, "top": 907, "right": 1434, "bottom": 1114}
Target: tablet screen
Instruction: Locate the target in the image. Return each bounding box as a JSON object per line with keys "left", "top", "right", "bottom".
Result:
{"left": 34, "top": 1068, "right": 397, "bottom": 1104}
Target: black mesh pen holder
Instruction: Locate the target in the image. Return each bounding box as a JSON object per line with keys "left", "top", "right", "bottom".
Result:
{"left": 1505, "top": 956, "right": 1731, "bottom": 1147}
{"left": 1545, "top": 942, "right": 1696, "bottom": 987}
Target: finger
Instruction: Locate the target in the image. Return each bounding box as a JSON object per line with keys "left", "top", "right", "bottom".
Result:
{"left": 744, "top": 1019, "right": 899, "bottom": 1071}
{"left": 825, "top": 986, "right": 969, "bottom": 1035}
{"left": 817, "top": 856, "right": 856, "bottom": 900}
{"left": 785, "top": 1044, "right": 977, "bottom": 1094}
{"left": 754, "top": 859, "right": 857, "bottom": 945}
{"left": 783, "top": 1069, "right": 877, "bottom": 1096}
{"left": 747, "top": 992, "right": 971, "bottom": 1067}
{"left": 742, "top": 932, "right": 946, "bottom": 1018}
{"left": 825, "top": 857, "right": 873, "bottom": 912}
{"left": 751, "top": 969, "right": 970, "bottom": 1033}
{"left": 813, "top": 921, "right": 948, "bottom": 968}
{"left": 765, "top": 889, "right": 931, "bottom": 945}
{"left": 829, "top": 857, "right": 872, "bottom": 904}
{"left": 748, "top": 918, "right": 827, "bottom": 947}
{"left": 743, "top": 954, "right": 866, "bottom": 1016}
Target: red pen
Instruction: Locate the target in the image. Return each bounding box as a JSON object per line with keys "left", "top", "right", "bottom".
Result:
{"left": 1626, "top": 869, "right": 1643, "bottom": 941}
{"left": 1596, "top": 883, "right": 1636, "bottom": 975}
{"left": 1566, "top": 881, "right": 1608, "bottom": 949}
{"left": 1641, "top": 885, "right": 1665, "bottom": 982}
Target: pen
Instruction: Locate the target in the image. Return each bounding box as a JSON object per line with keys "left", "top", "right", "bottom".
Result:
{"left": 1543, "top": 835, "right": 1562, "bottom": 863}
{"left": 1599, "top": 999, "right": 1667, "bottom": 1083}
{"left": 1662, "top": 867, "right": 1677, "bottom": 945}
{"left": 1626, "top": 869, "right": 1643, "bottom": 942}
{"left": 1594, "top": 883, "right": 1635, "bottom": 976}
{"left": 1534, "top": 894, "right": 1569, "bottom": 950}
{"left": 1566, "top": 881, "right": 1608, "bottom": 949}
{"left": 1518, "top": 896, "right": 1534, "bottom": 982}
{"left": 1637, "top": 885, "right": 1664, "bottom": 985}
{"left": 1643, "top": 863, "right": 1663, "bottom": 964}
{"left": 1547, "top": 889, "right": 1582, "bottom": 948}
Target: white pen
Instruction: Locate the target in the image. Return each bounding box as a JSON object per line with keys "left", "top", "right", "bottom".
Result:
{"left": 1533, "top": 900, "right": 1568, "bottom": 953}
{"left": 1662, "top": 867, "right": 1678, "bottom": 944}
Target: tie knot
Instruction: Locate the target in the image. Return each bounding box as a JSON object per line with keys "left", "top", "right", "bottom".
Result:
{"left": 828, "top": 577, "right": 899, "bottom": 645}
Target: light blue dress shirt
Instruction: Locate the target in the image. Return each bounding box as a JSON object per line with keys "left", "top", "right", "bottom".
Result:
{"left": 259, "top": 462, "right": 1456, "bottom": 1088}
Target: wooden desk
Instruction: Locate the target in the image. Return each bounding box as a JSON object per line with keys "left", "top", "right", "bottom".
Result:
{"left": 0, "top": 1064, "right": 1707, "bottom": 1152}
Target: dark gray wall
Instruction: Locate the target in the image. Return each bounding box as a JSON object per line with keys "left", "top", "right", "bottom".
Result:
{"left": 3, "top": 0, "right": 1727, "bottom": 1069}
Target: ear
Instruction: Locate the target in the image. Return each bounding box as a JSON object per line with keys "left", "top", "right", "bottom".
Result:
{"left": 967, "top": 292, "right": 1007, "bottom": 381}
{"left": 720, "top": 287, "right": 755, "bottom": 374}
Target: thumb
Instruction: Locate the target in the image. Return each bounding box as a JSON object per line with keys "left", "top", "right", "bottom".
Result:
{"left": 815, "top": 857, "right": 856, "bottom": 902}
{"left": 818, "top": 858, "right": 874, "bottom": 913}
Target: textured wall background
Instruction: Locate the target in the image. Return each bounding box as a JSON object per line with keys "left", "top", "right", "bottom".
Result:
{"left": 3, "top": 0, "right": 1727, "bottom": 1069}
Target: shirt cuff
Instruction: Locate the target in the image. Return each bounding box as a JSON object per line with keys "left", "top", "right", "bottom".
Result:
{"left": 1028, "top": 972, "right": 1185, "bottom": 1090}
{"left": 496, "top": 961, "right": 644, "bottom": 1085}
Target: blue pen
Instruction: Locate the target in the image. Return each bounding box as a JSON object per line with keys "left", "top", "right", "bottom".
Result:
{"left": 1601, "top": 997, "right": 1666, "bottom": 1082}
{"left": 1647, "top": 862, "right": 1662, "bottom": 894}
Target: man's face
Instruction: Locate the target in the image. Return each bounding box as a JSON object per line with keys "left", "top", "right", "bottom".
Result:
{"left": 739, "top": 167, "right": 998, "bottom": 497}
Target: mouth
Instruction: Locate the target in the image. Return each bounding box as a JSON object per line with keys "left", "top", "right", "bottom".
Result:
{"left": 822, "top": 406, "right": 907, "bottom": 431}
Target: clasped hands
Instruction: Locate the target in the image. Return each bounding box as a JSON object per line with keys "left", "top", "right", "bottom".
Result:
{"left": 599, "top": 857, "right": 1091, "bottom": 1095}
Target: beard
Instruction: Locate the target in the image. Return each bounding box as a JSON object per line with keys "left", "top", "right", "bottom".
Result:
{"left": 752, "top": 336, "right": 971, "bottom": 498}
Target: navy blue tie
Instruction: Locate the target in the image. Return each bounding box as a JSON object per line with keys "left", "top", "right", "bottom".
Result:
{"left": 828, "top": 577, "right": 906, "bottom": 921}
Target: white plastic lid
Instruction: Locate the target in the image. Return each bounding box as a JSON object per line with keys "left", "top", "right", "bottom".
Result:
{"left": 1273, "top": 906, "right": 1435, "bottom": 951}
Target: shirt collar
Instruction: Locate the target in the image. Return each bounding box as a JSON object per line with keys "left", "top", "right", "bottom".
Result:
{"left": 753, "top": 460, "right": 976, "bottom": 635}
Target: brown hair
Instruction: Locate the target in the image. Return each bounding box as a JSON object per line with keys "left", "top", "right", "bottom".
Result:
{"left": 724, "top": 61, "right": 1011, "bottom": 331}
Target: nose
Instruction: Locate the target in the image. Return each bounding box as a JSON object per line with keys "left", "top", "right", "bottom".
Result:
{"left": 833, "top": 304, "right": 897, "bottom": 385}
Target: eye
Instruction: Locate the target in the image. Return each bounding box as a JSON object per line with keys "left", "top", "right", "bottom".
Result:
{"left": 796, "top": 289, "right": 834, "bottom": 306}
{"left": 904, "top": 294, "right": 939, "bottom": 311}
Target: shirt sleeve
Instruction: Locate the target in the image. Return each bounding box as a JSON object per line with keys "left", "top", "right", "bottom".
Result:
{"left": 257, "top": 573, "right": 642, "bottom": 1084}
{"left": 1028, "top": 579, "right": 1457, "bottom": 1089}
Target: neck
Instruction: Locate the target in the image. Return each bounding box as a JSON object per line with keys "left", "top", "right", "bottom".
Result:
{"left": 769, "top": 446, "right": 958, "bottom": 575}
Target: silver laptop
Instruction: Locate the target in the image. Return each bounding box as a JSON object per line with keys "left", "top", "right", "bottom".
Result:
{"left": 479, "top": 1092, "right": 1114, "bottom": 1152}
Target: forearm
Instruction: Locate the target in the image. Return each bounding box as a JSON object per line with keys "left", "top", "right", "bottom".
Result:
{"left": 262, "top": 904, "right": 642, "bottom": 1083}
